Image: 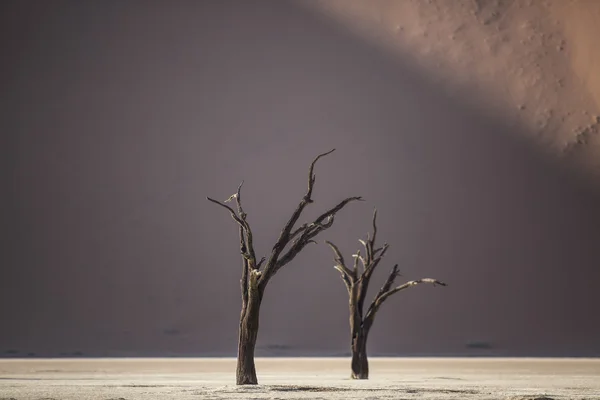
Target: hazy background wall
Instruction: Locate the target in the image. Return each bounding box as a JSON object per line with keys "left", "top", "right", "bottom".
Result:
{"left": 1, "top": 0, "right": 599, "bottom": 358}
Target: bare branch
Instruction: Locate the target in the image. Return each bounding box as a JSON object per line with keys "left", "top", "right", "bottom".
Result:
{"left": 364, "top": 278, "right": 447, "bottom": 323}
{"left": 268, "top": 196, "right": 363, "bottom": 280}
{"left": 230, "top": 181, "right": 245, "bottom": 211}
{"left": 306, "top": 149, "right": 335, "bottom": 201}
{"left": 379, "top": 264, "right": 401, "bottom": 296}
{"left": 352, "top": 249, "right": 360, "bottom": 277}
{"left": 361, "top": 238, "right": 374, "bottom": 267}
{"left": 208, "top": 181, "right": 259, "bottom": 270}
{"left": 358, "top": 239, "right": 370, "bottom": 264}
{"left": 355, "top": 240, "right": 388, "bottom": 319}
{"left": 352, "top": 252, "right": 367, "bottom": 271}
{"left": 290, "top": 223, "right": 309, "bottom": 241}
{"left": 334, "top": 265, "right": 353, "bottom": 294}
{"left": 325, "top": 241, "right": 347, "bottom": 272}
{"left": 371, "top": 208, "right": 378, "bottom": 247}
{"left": 231, "top": 181, "right": 257, "bottom": 267}
{"left": 326, "top": 241, "right": 354, "bottom": 291}
{"left": 361, "top": 243, "right": 389, "bottom": 280}
{"left": 363, "top": 264, "right": 399, "bottom": 321}
{"left": 314, "top": 196, "right": 363, "bottom": 225}
{"left": 225, "top": 180, "right": 244, "bottom": 203}
{"left": 260, "top": 150, "right": 340, "bottom": 286}
{"left": 209, "top": 187, "right": 258, "bottom": 305}
{"left": 385, "top": 278, "right": 447, "bottom": 298}
{"left": 373, "top": 244, "right": 387, "bottom": 257}
{"left": 360, "top": 209, "right": 377, "bottom": 267}
{"left": 207, "top": 196, "right": 245, "bottom": 228}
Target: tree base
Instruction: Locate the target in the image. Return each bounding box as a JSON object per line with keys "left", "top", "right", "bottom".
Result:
{"left": 351, "top": 372, "right": 369, "bottom": 380}
{"left": 350, "top": 335, "right": 369, "bottom": 380}
{"left": 236, "top": 375, "right": 259, "bottom": 385}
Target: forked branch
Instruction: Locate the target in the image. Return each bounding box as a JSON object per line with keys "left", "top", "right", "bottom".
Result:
{"left": 272, "top": 195, "right": 363, "bottom": 276}
{"left": 326, "top": 240, "right": 353, "bottom": 293}
{"left": 258, "top": 149, "right": 337, "bottom": 285}
{"left": 273, "top": 149, "right": 336, "bottom": 247}
{"left": 228, "top": 181, "right": 258, "bottom": 268}
{"left": 255, "top": 150, "right": 362, "bottom": 289}
{"left": 207, "top": 181, "right": 258, "bottom": 268}
{"left": 209, "top": 150, "right": 362, "bottom": 297}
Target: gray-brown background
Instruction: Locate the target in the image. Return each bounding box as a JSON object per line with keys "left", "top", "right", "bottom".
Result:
{"left": 1, "top": 0, "right": 599, "bottom": 358}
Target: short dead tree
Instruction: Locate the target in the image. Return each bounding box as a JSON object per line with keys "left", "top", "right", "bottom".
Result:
{"left": 207, "top": 149, "right": 362, "bottom": 385}
{"left": 326, "top": 209, "right": 447, "bottom": 379}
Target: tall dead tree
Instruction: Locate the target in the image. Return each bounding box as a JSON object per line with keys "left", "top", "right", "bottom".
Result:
{"left": 326, "top": 209, "right": 446, "bottom": 379}
{"left": 207, "top": 149, "right": 362, "bottom": 385}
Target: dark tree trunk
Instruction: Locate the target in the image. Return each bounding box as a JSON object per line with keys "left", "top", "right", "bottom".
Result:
{"left": 351, "top": 328, "right": 369, "bottom": 379}
{"left": 236, "top": 287, "right": 262, "bottom": 385}
{"left": 350, "top": 298, "right": 371, "bottom": 379}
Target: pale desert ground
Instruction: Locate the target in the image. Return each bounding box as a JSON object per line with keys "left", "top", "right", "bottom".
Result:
{"left": 1, "top": 358, "right": 599, "bottom": 400}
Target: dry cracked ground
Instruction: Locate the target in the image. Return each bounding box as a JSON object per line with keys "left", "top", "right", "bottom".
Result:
{"left": 1, "top": 358, "right": 599, "bottom": 400}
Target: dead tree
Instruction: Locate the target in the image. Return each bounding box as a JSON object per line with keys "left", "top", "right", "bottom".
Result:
{"left": 326, "top": 209, "right": 446, "bottom": 379}
{"left": 207, "top": 149, "right": 362, "bottom": 385}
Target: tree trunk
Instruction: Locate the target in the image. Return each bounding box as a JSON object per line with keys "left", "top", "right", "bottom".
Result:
{"left": 350, "top": 328, "right": 369, "bottom": 379}
{"left": 236, "top": 287, "right": 262, "bottom": 385}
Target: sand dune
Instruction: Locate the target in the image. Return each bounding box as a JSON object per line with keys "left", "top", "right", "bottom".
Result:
{"left": 305, "top": 0, "right": 600, "bottom": 178}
